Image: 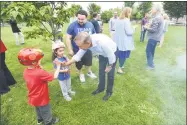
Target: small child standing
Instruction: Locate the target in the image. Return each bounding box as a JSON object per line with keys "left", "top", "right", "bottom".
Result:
{"left": 52, "top": 42, "right": 75, "bottom": 101}
{"left": 18, "top": 48, "right": 61, "bottom": 125}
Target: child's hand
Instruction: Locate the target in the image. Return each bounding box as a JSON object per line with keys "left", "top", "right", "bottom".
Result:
{"left": 53, "top": 58, "right": 61, "bottom": 67}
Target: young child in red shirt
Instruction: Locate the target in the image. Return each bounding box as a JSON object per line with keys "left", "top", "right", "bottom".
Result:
{"left": 18, "top": 48, "right": 61, "bottom": 125}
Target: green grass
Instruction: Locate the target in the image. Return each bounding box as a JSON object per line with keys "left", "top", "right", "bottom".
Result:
{"left": 1, "top": 23, "right": 186, "bottom": 125}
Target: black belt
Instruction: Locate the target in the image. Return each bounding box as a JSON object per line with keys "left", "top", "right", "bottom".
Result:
{"left": 112, "top": 30, "right": 115, "bottom": 31}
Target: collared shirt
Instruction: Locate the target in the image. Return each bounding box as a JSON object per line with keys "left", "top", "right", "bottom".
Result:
{"left": 73, "top": 34, "right": 117, "bottom": 65}
{"left": 109, "top": 17, "right": 118, "bottom": 31}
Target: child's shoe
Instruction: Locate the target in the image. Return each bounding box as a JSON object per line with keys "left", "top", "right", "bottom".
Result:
{"left": 64, "top": 95, "right": 72, "bottom": 101}
{"left": 37, "top": 119, "right": 43, "bottom": 124}
{"left": 68, "top": 91, "right": 76, "bottom": 96}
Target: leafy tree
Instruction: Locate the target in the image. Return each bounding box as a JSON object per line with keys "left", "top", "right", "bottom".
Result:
{"left": 138, "top": 2, "right": 152, "bottom": 18}
{"left": 87, "top": 3, "right": 101, "bottom": 19}
{"left": 163, "top": 2, "right": 186, "bottom": 22}
{"left": 124, "top": 2, "right": 135, "bottom": 7}
{"left": 1, "top": 2, "right": 71, "bottom": 41}
{"left": 68, "top": 4, "right": 82, "bottom": 17}
{"left": 101, "top": 10, "right": 113, "bottom": 23}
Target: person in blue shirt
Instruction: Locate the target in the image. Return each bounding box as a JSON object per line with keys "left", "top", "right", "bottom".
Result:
{"left": 52, "top": 42, "right": 75, "bottom": 101}
{"left": 90, "top": 12, "right": 100, "bottom": 34}
{"left": 66, "top": 10, "right": 97, "bottom": 83}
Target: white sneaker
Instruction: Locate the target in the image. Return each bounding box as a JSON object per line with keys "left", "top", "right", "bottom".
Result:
{"left": 80, "top": 74, "right": 85, "bottom": 82}
{"left": 64, "top": 96, "right": 72, "bottom": 101}
{"left": 117, "top": 68, "right": 124, "bottom": 74}
{"left": 87, "top": 72, "right": 97, "bottom": 79}
{"left": 68, "top": 91, "right": 76, "bottom": 96}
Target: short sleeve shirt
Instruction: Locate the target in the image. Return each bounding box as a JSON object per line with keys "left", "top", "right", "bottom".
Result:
{"left": 67, "top": 21, "right": 96, "bottom": 53}
{"left": 23, "top": 68, "right": 54, "bottom": 106}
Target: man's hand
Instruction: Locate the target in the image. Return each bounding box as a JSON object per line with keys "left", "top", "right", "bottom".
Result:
{"left": 68, "top": 49, "right": 74, "bottom": 57}
{"left": 105, "top": 66, "right": 112, "bottom": 73}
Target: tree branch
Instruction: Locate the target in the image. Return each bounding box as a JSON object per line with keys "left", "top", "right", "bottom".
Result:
{"left": 41, "top": 22, "right": 51, "bottom": 34}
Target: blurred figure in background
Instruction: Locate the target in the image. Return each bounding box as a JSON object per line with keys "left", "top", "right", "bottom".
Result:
{"left": 159, "top": 14, "right": 169, "bottom": 47}
{"left": 91, "top": 12, "right": 100, "bottom": 34}
{"left": 109, "top": 11, "right": 118, "bottom": 40}
{"left": 97, "top": 13, "right": 104, "bottom": 33}
{"left": 9, "top": 17, "right": 25, "bottom": 45}
{"left": 140, "top": 13, "right": 149, "bottom": 42}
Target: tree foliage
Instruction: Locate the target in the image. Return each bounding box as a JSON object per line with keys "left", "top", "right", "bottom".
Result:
{"left": 163, "top": 2, "right": 186, "bottom": 21}
{"left": 68, "top": 4, "right": 82, "bottom": 17}
{"left": 138, "top": 2, "right": 152, "bottom": 17}
{"left": 101, "top": 10, "right": 113, "bottom": 23}
{"left": 1, "top": 2, "right": 71, "bottom": 41}
{"left": 124, "top": 2, "right": 135, "bottom": 7}
{"left": 87, "top": 3, "right": 101, "bottom": 19}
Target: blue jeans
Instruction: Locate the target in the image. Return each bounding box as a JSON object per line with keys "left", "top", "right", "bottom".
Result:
{"left": 146, "top": 39, "right": 158, "bottom": 67}
{"left": 140, "top": 30, "right": 146, "bottom": 42}
{"left": 98, "top": 54, "right": 117, "bottom": 94}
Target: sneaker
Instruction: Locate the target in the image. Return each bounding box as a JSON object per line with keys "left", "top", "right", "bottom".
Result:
{"left": 146, "top": 66, "right": 155, "bottom": 70}
{"left": 80, "top": 74, "right": 85, "bottom": 82}
{"left": 68, "top": 91, "right": 76, "bottom": 96}
{"left": 87, "top": 72, "right": 97, "bottom": 79}
{"left": 64, "top": 95, "right": 72, "bottom": 101}
{"left": 21, "top": 43, "right": 25, "bottom": 45}
{"left": 117, "top": 68, "right": 124, "bottom": 74}
{"left": 37, "top": 119, "right": 43, "bottom": 125}
{"left": 52, "top": 117, "right": 59, "bottom": 124}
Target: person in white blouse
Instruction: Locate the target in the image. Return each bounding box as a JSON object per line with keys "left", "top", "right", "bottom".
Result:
{"left": 64, "top": 32, "right": 117, "bottom": 101}
{"left": 113, "top": 7, "right": 135, "bottom": 74}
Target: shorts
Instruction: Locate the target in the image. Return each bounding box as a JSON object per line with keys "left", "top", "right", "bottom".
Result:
{"left": 75, "top": 49, "right": 92, "bottom": 70}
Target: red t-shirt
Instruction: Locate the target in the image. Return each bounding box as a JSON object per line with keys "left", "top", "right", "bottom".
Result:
{"left": 0, "top": 40, "right": 7, "bottom": 53}
{"left": 23, "top": 68, "right": 54, "bottom": 106}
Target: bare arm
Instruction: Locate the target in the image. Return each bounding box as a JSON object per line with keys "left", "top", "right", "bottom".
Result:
{"left": 54, "top": 65, "right": 60, "bottom": 79}
{"left": 66, "top": 34, "right": 74, "bottom": 56}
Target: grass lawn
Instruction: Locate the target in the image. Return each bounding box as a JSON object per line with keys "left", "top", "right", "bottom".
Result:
{"left": 1, "top": 23, "right": 186, "bottom": 125}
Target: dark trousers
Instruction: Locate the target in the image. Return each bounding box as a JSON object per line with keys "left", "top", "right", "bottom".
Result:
{"left": 140, "top": 30, "right": 146, "bottom": 42}
{"left": 98, "top": 54, "right": 117, "bottom": 94}
{"left": 0, "top": 52, "right": 16, "bottom": 95}
{"left": 35, "top": 104, "right": 53, "bottom": 125}
{"left": 146, "top": 39, "right": 158, "bottom": 67}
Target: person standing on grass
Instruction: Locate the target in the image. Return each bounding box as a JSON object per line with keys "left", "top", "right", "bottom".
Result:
{"left": 66, "top": 10, "right": 97, "bottom": 83}
{"left": 109, "top": 11, "right": 118, "bottom": 40}
{"left": 140, "top": 13, "right": 149, "bottom": 42}
{"left": 159, "top": 14, "right": 169, "bottom": 47}
{"left": 114, "top": 7, "right": 135, "bottom": 74}
{"left": 97, "top": 13, "right": 104, "bottom": 33}
{"left": 0, "top": 40, "right": 16, "bottom": 95}
{"left": 9, "top": 17, "right": 25, "bottom": 45}
{"left": 52, "top": 42, "right": 75, "bottom": 102}
{"left": 18, "top": 48, "right": 61, "bottom": 125}
{"left": 144, "top": 5, "right": 164, "bottom": 70}
{"left": 91, "top": 12, "right": 100, "bottom": 34}
{"left": 64, "top": 32, "right": 117, "bottom": 101}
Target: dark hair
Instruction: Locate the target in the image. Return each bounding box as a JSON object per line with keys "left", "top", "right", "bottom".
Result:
{"left": 52, "top": 48, "right": 58, "bottom": 61}
{"left": 93, "top": 12, "right": 98, "bottom": 18}
{"left": 76, "top": 10, "right": 88, "bottom": 17}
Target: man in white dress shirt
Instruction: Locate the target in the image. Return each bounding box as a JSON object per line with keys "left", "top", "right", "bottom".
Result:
{"left": 64, "top": 32, "right": 117, "bottom": 101}
{"left": 109, "top": 11, "right": 118, "bottom": 40}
